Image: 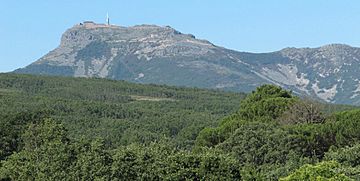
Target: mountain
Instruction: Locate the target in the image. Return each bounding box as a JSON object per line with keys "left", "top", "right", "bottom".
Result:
{"left": 14, "top": 21, "right": 360, "bottom": 105}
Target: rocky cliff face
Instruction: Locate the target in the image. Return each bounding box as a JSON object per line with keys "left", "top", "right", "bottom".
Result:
{"left": 14, "top": 22, "right": 360, "bottom": 105}
{"left": 237, "top": 44, "right": 360, "bottom": 105}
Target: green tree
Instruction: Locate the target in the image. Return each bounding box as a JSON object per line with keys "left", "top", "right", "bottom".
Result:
{"left": 325, "top": 144, "right": 360, "bottom": 180}
{"left": 0, "top": 109, "right": 51, "bottom": 161}
{"left": 280, "top": 161, "right": 352, "bottom": 181}
{"left": 218, "top": 121, "right": 290, "bottom": 165}
{"left": 111, "top": 143, "right": 170, "bottom": 180}
{"left": 195, "top": 85, "right": 295, "bottom": 150}
{"left": 165, "top": 149, "right": 241, "bottom": 180}
{"left": 238, "top": 84, "right": 295, "bottom": 121}
{"left": 194, "top": 115, "right": 244, "bottom": 149}
{"left": 194, "top": 127, "right": 220, "bottom": 149}
{"left": 0, "top": 119, "right": 72, "bottom": 180}
{"left": 69, "top": 138, "right": 112, "bottom": 180}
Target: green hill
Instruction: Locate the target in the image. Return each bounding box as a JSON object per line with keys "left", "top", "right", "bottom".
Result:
{"left": 0, "top": 73, "right": 245, "bottom": 150}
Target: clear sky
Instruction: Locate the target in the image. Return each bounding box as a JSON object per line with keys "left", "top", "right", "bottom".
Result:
{"left": 1, "top": 0, "right": 360, "bottom": 72}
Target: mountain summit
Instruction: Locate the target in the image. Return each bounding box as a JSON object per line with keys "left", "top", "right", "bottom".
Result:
{"left": 15, "top": 22, "right": 360, "bottom": 105}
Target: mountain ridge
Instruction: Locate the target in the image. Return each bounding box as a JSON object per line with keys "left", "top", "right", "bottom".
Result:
{"left": 14, "top": 21, "right": 360, "bottom": 105}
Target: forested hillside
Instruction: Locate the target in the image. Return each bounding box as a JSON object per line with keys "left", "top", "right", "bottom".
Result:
{"left": 0, "top": 73, "right": 245, "bottom": 150}
{"left": 1, "top": 74, "right": 360, "bottom": 180}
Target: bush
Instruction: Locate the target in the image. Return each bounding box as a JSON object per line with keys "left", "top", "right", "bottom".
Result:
{"left": 280, "top": 161, "right": 352, "bottom": 181}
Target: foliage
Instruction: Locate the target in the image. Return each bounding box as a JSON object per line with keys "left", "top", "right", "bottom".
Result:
{"left": 0, "top": 73, "right": 245, "bottom": 155}
{"left": 0, "top": 119, "right": 73, "bottom": 180}
{"left": 280, "top": 161, "right": 353, "bottom": 181}
{"left": 0, "top": 119, "right": 242, "bottom": 180}
{"left": 69, "top": 138, "right": 111, "bottom": 180}
{"left": 1, "top": 74, "right": 360, "bottom": 180}
{"left": 195, "top": 84, "right": 296, "bottom": 149}
{"left": 194, "top": 84, "right": 360, "bottom": 179}
{"left": 237, "top": 84, "right": 296, "bottom": 121}
{"left": 324, "top": 144, "right": 360, "bottom": 180}
{"left": 194, "top": 115, "right": 243, "bottom": 149}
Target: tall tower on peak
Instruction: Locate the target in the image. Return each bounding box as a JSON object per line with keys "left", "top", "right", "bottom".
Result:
{"left": 106, "top": 13, "right": 110, "bottom": 26}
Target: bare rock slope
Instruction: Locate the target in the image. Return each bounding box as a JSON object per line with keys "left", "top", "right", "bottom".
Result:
{"left": 15, "top": 22, "right": 360, "bottom": 105}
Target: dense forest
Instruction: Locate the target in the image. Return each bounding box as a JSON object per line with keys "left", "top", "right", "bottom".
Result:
{"left": 0, "top": 73, "right": 360, "bottom": 180}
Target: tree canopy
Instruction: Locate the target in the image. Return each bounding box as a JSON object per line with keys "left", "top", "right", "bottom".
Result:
{"left": 0, "top": 74, "right": 359, "bottom": 180}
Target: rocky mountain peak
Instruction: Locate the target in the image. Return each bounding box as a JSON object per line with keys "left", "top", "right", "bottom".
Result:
{"left": 14, "top": 22, "right": 360, "bottom": 105}
{"left": 319, "top": 43, "right": 352, "bottom": 50}
{"left": 58, "top": 22, "right": 216, "bottom": 58}
{"left": 279, "top": 44, "right": 360, "bottom": 65}
{"left": 317, "top": 44, "right": 356, "bottom": 58}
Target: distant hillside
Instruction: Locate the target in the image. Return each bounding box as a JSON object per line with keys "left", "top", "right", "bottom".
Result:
{"left": 0, "top": 73, "right": 245, "bottom": 148}
{"left": 14, "top": 21, "right": 360, "bottom": 105}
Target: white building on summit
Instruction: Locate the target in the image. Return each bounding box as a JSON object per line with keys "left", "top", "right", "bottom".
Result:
{"left": 77, "top": 14, "right": 113, "bottom": 29}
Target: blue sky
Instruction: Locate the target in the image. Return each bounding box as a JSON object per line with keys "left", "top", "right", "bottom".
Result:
{"left": 1, "top": 0, "right": 360, "bottom": 72}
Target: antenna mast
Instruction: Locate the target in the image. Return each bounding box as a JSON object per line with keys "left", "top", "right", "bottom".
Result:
{"left": 106, "top": 13, "right": 110, "bottom": 25}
